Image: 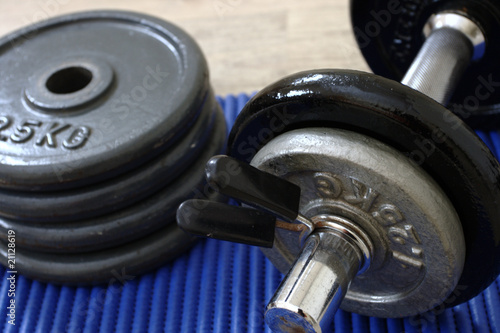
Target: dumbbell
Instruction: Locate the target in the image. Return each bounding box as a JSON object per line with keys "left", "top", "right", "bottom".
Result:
{"left": 177, "top": 2, "right": 500, "bottom": 333}
{"left": 351, "top": 0, "right": 500, "bottom": 126}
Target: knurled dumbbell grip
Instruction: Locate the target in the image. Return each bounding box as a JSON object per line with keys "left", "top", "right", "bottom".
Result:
{"left": 402, "top": 27, "right": 473, "bottom": 105}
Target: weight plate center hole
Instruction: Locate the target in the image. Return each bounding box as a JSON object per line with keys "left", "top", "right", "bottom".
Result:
{"left": 45, "top": 66, "right": 93, "bottom": 95}
{"left": 25, "top": 57, "right": 115, "bottom": 112}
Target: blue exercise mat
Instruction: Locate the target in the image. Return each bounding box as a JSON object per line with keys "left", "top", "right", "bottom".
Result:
{"left": 1, "top": 94, "right": 499, "bottom": 333}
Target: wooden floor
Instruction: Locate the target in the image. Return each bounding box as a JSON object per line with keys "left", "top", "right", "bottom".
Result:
{"left": 0, "top": 0, "right": 370, "bottom": 95}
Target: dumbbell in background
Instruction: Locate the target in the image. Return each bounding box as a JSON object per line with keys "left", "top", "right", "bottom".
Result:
{"left": 178, "top": 0, "right": 500, "bottom": 332}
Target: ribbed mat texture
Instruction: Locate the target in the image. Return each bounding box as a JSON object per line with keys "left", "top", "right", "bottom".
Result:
{"left": 1, "top": 94, "right": 499, "bottom": 333}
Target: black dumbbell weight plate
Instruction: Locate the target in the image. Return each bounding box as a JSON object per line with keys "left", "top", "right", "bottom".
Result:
{"left": 0, "top": 91, "right": 219, "bottom": 223}
{"left": 0, "top": 223, "right": 195, "bottom": 285}
{"left": 0, "top": 107, "right": 226, "bottom": 253}
{"left": 0, "top": 10, "right": 209, "bottom": 191}
{"left": 350, "top": 0, "right": 500, "bottom": 126}
{"left": 227, "top": 69, "right": 500, "bottom": 307}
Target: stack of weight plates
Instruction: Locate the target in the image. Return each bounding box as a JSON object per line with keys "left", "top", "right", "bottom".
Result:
{"left": 0, "top": 11, "right": 226, "bottom": 284}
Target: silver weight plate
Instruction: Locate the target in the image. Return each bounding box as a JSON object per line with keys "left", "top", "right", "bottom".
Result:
{"left": 251, "top": 128, "right": 466, "bottom": 318}
{"left": 0, "top": 91, "right": 220, "bottom": 222}
{"left": 0, "top": 106, "right": 227, "bottom": 253}
{"left": 0, "top": 11, "right": 209, "bottom": 190}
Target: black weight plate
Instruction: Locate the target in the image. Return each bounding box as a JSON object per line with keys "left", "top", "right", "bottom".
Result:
{"left": 0, "top": 107, "right": 226, "bottom": 253}
{"left": 0, "top": 223, "right": 195, "bottom": 285}
{"left": 350, "top": 0, "right": 500, "bottom": 127}
{"left": 0, "top": 91, "right": 219, "bottom": 223}
{"left": 227, "top": 69, "right": 500, "bottom": 307}
{"left": 0, "top": 10, "right": 209, "bottom": 191}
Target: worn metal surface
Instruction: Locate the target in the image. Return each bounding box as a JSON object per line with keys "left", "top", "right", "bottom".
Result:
{"left": 227, "top": 69, "right": 500, "bottom": 306}
{"left": 0, "top": 10, "right": 209, "bottom": 190}
{"left": 251, "top": 128, "right": 465, "bottom": 318}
